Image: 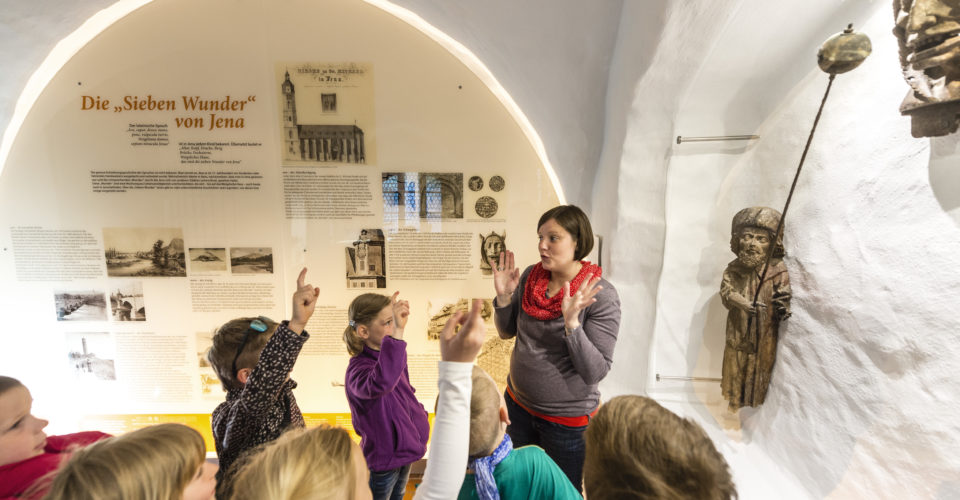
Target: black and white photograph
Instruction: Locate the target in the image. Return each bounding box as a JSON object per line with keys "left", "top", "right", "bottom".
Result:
{"left": 230, "top": 247, "right": 274, "bottom": 274}
{"left": 65, "top": 332, "right": 116, "bottom": 381}
{"left": 278, "top": 63, "right": 376, "bottom": 165}
{"left": 55, "top": 290, "right": 107, "bottom": 321}
{"left": 103, "top": 227, "right": 186, "bottom": 277}
{"left": 475, "top": 196, "right": 499, "bottom": 219}
{"left": 382, "top": 172, "right": 463, "bottom": 220}
{"left": 188, "top": 248, "right": 227, "bottom": 273}
{"left": 346, "top": 228, "right": 386, "bottom": 289}
{"left": 479, "top": 231, "right": 506, "bottom": 275}
{"left": 488, "top": 175, "right": 505, "bottom": 192}
{"left": 110, "top": 282, "right": 146, "bottom": 321}
{"left": 468, "top": 175, "right": 484, "bottom": 191}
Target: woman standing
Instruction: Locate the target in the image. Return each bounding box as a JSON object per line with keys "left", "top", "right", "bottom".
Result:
{"left": 490, "top": 205, "right": 621, "bottom": 492}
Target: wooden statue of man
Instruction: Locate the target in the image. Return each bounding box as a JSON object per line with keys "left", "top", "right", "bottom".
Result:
{"left": 719, "top": 207, "right": 791, "bottom": 411}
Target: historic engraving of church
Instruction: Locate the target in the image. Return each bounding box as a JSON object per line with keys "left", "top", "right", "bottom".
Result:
{"left": 279, "top": 63, "right": 375, "bottom": 165}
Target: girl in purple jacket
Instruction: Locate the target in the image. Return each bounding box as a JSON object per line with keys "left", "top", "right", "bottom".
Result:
{"left": 343, "top": 292, "right": 430, "bottom": 500}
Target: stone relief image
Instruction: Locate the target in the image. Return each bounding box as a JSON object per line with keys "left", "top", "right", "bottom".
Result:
{"left": 476, "top": 335, "right": 515, "bottom": 393}
{"left": 426, "top": 298, "right": 493, "bottom": 340}
{"left": 103, "top": 227, "right": 186, "bottom": 277}
{"left": 345, "top": 228, "right": 386, "bottom": 289}
{"left": 894, "top": 0, "right": 960, "bottom": 137}
{"left": 719, "top": 207, "right": 791, "bottom": 412}
{"left": 279, "top": 63, "right": 375, "bottom": 164}
{"left": 479, "top": 230, "right": 506, "bottom": 275}
{"left": 425, "top": 297, "right": 512, "bottom": 391}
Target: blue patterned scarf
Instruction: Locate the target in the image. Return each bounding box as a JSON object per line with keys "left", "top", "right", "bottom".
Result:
{"left": 469, "top": 433, "right": 513, "bottom": 500}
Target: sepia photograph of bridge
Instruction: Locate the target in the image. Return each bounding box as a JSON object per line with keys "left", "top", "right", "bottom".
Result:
{"left": 230, "top": 247, "right": 274, "bottom": 274}
{"left": 54, "top": 290, "right": 107, "bottom": 321}
{"left": 110, "top": 282, "right": 146, "bottom": 321}
{"left": 103, "top": 227, "right": 186, "bottom": 277}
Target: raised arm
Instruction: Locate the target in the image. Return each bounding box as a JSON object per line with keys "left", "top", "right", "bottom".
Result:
{"left": 415, "top": 299, "right": 485, "bottom": 500}
{"left": 240, "top": 268, "right": 316, "bottom": 412}
{"left": 562, "top": 281, "right": 621, "bottom": 385}
{"left": 345, "top": 336, "right": 408, "bottom": 399}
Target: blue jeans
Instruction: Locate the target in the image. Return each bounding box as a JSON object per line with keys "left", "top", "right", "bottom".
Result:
{"left": 504, "top": 391, "right": 587, "bottom": 493}
{"left": 369, "top": 464, "right": 411, "bottom": 500}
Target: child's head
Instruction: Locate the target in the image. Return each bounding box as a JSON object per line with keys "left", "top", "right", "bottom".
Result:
{"left": 468, "top": 366, "right": 509, "bottom": 458}
{"left": 231, "top": 424, "right": 372, "bottom": 500}
{"left": 207, "top": 316, "right": 280, "bottom": 391}
{"left": 0, "top": 376, "right": 49, "bottom": 467}
{"left": 343, "top": 293, "right": 393, "bottom": 356}
{"left": 583, "top": 395, "right": 736, "bottom": 500}
{"left": 43, "top": 423, "right": 216, "bottom": 500}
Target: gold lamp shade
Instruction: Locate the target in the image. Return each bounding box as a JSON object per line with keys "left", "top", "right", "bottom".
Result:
{"left": 817, "top": 24, "right": 872, "bottom": 74}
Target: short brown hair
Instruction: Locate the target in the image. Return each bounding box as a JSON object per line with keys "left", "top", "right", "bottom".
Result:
{"left": 43, "top": 423, "right": 205, "bottom": 500}
{"left": 0, "top": 376, "right": 23, "bottom": 396}
{"left": 537, "top": 205, "right": 594, "bottom": 261}
{"left": 584, "top": 396, "right": 736, "bottom": 500}
{"left": 468, "top": 366, "right": 502, "bottom": 458}
{"left": 207, "top": 317, "right": 279, "bottom": 391}
{"left": 231, "top": 425, "right": 356, "bottom": 500}
{"left": 343, "top": 294, "right": 392, "bottom": 357}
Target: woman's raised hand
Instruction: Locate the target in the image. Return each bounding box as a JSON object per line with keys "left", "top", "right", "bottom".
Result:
{"left": 490, "top": 250, "right": 520, "bottom": 306}
{"left": 561, "top": 274, "right": 602, "bottom": 334}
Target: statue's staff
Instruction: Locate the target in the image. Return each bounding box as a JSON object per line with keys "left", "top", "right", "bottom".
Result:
{"left": 747, "top": 25, "right": 872, "bottom": 346}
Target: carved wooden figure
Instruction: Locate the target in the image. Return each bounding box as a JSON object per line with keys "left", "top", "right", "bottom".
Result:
{"left": 719, "top": 207, "right": 791, "bottom": 411}
{"left": 894, "top": 0, "right": 960, "bottom": 137}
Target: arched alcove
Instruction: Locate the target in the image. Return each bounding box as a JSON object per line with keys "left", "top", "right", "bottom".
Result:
{"left": 0, "top": 0, "right": 562, "bottom": 442}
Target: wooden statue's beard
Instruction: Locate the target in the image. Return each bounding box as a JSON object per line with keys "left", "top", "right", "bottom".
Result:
{"left": 738, "top": 249, "right": 766, "bottom": 269}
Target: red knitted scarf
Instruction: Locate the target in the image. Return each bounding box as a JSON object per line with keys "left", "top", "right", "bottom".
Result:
{"left": 521, "top": 261, "right": 602, "bottom": 321}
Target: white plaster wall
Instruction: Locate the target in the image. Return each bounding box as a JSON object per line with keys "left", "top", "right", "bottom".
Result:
{"left": 0, "top": 0, "right": 117, "bottom": 148}
{"left": 388, "top": 0, "right": 622, "bottom": 208}
{"left": 643, "top": 1, "right": 960, "bottom": 498}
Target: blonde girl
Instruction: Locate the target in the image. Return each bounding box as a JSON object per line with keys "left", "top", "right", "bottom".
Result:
{"left": 231, "top": 424, "right": 366, "bottom": 500}
{"left": 42, "top": 423, "right": 216, "bottom": 500}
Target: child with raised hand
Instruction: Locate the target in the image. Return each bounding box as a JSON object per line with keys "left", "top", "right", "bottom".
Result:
{"left": 207, "top": 267, "right": 319, "bottom": 498}
{"left": 41, "top": 423, "right": 216, "bottom": 500}
{"left": 457, "top": 365, "right": 582, "bottom": 500}
{"left": 343, "top": 291, "right": 429, "bottom": 500}
{"left": 0, "top": 376, "right": 109, "bottom": 500}
{"left": 231, "top": 299, "right": 488, "bottom": 500}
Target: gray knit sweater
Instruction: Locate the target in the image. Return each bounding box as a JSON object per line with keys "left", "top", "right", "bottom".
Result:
{"left": 494, "top": 265, "right": 621, "bottom": 417}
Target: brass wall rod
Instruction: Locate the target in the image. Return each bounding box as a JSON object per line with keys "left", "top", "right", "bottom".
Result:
{"left": 675, "top": 135, "right": 759, "bottom": 144}
{"left": 655, "top": 373, "right": 722, "bottom": 382}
